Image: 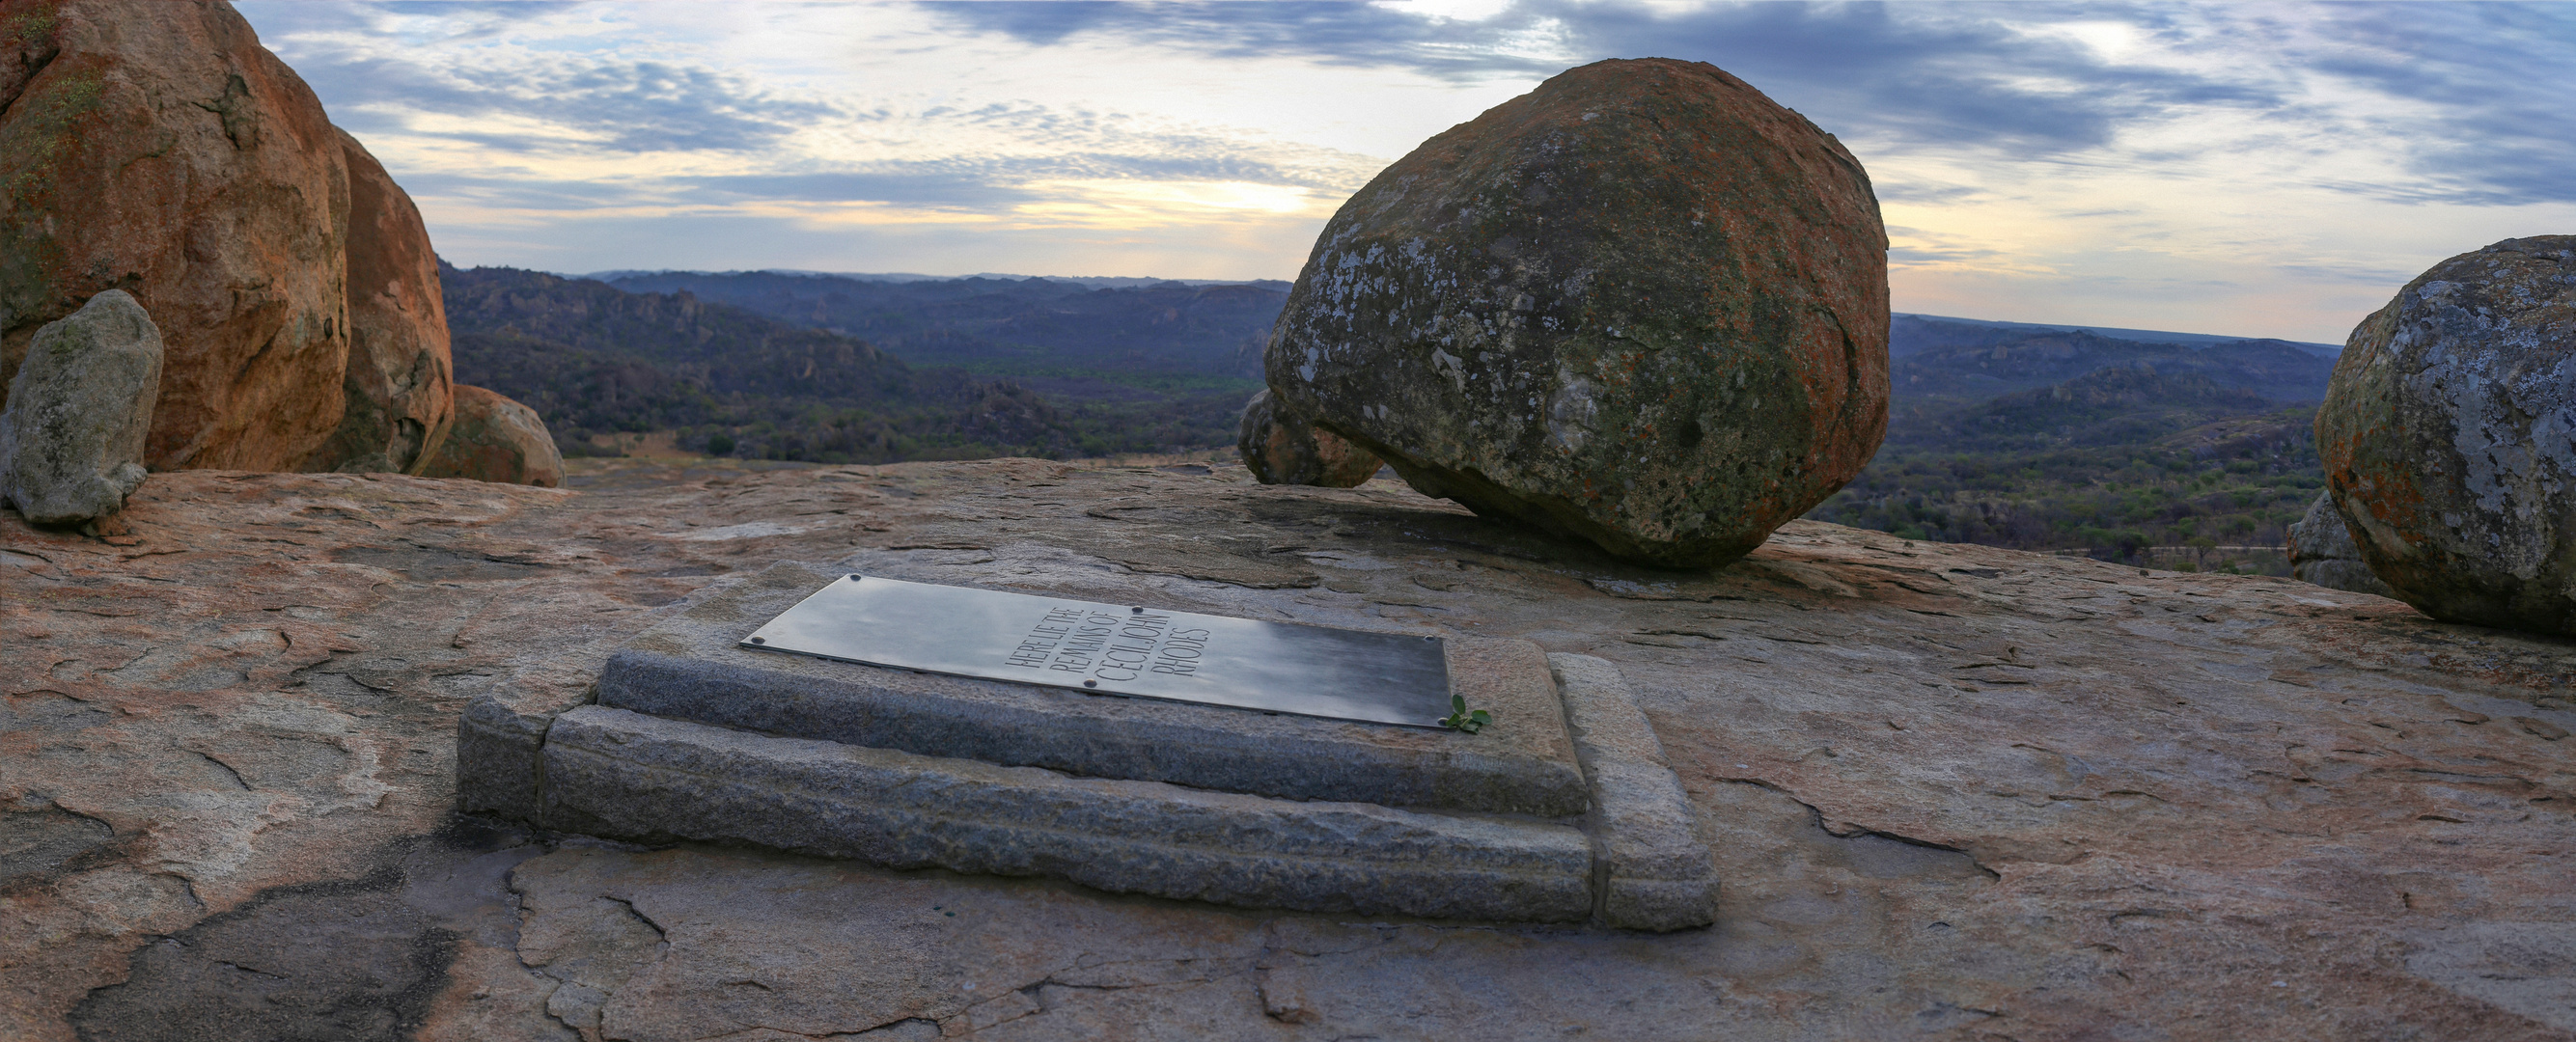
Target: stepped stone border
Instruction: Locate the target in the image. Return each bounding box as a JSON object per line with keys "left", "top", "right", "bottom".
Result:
{"left": 455, "top": 569, "right": 1721, "bottom": 930}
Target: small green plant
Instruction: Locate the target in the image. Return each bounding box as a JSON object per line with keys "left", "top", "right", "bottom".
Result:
{"left": 1440, "top": 695, "right": 1491, "bottom": 733}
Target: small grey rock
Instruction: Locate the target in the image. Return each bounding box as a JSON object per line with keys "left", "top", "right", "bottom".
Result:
{"left": 0, "top": 290, "right": 163, "bottom": 527}
{"left": 2286, "top": 490, "right": 2396, "bottom": 598}
{"left": 1238, "top": 388, "right": 1380, "bottom": 487}
{"left": 2316, "top": 235, "right": 2576, "bottom": 632}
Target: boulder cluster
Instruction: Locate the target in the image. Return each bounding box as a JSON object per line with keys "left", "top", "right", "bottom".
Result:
{"left": 0, "top": 0, "right": 558, "bottom": 532}
{"left": 1248, "top": 58, "right": 1889, "bottom": 568}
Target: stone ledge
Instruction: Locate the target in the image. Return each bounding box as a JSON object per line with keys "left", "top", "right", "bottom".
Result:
{"left": 1551, "top": 653, "right": 1722, "bottom": 931}
{"left": 456, "top": 695, "right": 553, "bottom": 821}
{"left": 540, "top": 705, "right": 1596, "bottom": 922}
{"left": 596, "top": 562, "right": 1589, "bottom": 817}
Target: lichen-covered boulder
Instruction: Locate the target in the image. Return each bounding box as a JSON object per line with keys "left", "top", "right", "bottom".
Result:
{"left": 2315, "top": 235, "right": 2576, "bottom": 632}
{"left": 1238, "top": 389, "right": 1379, "bottom": 487}
{"left": 1263, "top": 57, "right": 1888, "bottom": 568}
{"left": 0, "top": 0, "right": 351, "bottom": 472}
{"left": 416, "top": 385, "right": 564, "bottom": 487}
{"left": 299, "top": 128, "right": 454, "bottom": 475}
{"left": 2286, "top": 490, "right": 2396, "bottom": 598}
{"left": 0, "top": 289, "right": 161, "bottom": 527}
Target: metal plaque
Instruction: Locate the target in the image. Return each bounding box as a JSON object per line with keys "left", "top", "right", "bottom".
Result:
{"left": 741, "top": 576, "right": 1453, "bottom": 728}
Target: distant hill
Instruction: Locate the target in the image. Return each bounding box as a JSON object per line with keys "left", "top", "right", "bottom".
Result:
{"left": 441, "top": 263, "right": 1069, "bottom": 463}
{"left": 594, "top": 270, "right": 1286, "bottom": 382}
{"left": 1892, "top": 313, "right": 2341, "bottom": 358}
{"left": 1814, "top": 359, "right": 2324, "bottom": 562}
{"left": 1891, "top": 328, "right": 2337, "bottom": 404}
{"left": 587, "top": 270, "right": 1292, "bottom": 291}
{"left": 580, "top": 269, "right": 1297, "bottom": 456}
{"left": 1888, "top": 367, "right": 2285, "bottom": 452}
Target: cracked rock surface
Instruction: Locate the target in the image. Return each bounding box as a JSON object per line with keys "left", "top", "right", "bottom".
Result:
{"left": 5, "top": 456, "right": 2575, "bottom": 1040}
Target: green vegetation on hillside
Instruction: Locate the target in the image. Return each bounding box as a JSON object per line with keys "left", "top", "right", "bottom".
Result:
{"left": 1809, "top": 365, "right": 2324, "bottom": 561}
{"left": 443, "top": 263, "right": 1066, "bottom": 462}
{"left": 441, "top": 264, "right": 1260, "bottom": 462}
{"left": 1892, "top": 328, "right": 2334, "bottom": 402}
{"left": 598, "top": 270, "right": 1283, "bottom": 452}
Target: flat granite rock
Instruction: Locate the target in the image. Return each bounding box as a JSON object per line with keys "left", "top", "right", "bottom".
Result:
{"left": 9, "top": 458, "right": 2576, "bottom": 1041}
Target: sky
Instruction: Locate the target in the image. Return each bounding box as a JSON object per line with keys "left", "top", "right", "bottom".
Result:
{"left": 233, "top": 1, "right": 2576, "bottom": 343}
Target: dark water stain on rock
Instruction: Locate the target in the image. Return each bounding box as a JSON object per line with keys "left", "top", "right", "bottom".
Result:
{"left": 69, "top": 817, "right": 543, "bottom": 1042}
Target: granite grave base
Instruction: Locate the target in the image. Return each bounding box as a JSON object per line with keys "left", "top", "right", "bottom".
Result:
{"left": 457, "top": 562, "right": 1720, "bottom": 929}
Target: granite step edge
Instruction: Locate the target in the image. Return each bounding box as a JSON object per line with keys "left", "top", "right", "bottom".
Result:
{"left": 531, "top": 704, "right": 1596, "bottom": 923}
{"left": 1550, "top": 653, "right": 1724, "bottom": 932}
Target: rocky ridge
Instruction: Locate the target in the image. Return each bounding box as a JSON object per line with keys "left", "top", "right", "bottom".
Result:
{"left": 4, "top": 458, "right": 2572, "bottom": 1039}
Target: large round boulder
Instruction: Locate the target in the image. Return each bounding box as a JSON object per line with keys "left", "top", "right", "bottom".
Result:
{"left": 2315, "top": 235, "right": 2576, "bottom": 632}
{"left": 1263, "top": 58, "right": 1888, "bottom": 567}
{"left": 0, "top": 0, "right": 472, "bottom": 477}
{"left": 0, "top": 0, "right": 350, "bottom": 471}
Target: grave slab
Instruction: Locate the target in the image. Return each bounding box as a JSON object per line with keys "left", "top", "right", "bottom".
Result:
{"left": 745, "top": 574, "right": 1457, "bottom": 727}
{"left": 596, "top": 561, "right": 1589, "bottom": 816}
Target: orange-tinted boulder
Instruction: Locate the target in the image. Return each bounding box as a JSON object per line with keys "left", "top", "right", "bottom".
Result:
{"left": 416, "top": 384, "right": 564, "bottom": 487}
{"left": 1264, "top": 58, "right": 1889, "bottom": 567}
{"left": 0, "top": 0, "right": 352, "bottom": 472}
{"left": 300, "top": 127, "right": 454, "bottom": 474}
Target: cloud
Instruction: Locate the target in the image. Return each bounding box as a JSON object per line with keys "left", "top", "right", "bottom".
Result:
{"left": 2286, "top": 4, "right": 2576, "bottom": 204}
{"left": 231, "top": 0, "right": 2576, "bottom": 341}
{"left": 690, "top": 150, "right": 1357, "bottom": 209}
{"left": 920, "top": 0, "right": 2576, "bottom": 206}
{"left": 924, "top": 2, "right": 2284, "bottom": 153}
{"left": 386, "top": 172, "right": 678, "bottom": 213}
{"left": 250, "top": 6, "right": 835, "bottom": 154}
{"left": 921, "top": 1, "right": 1533, "bottom": 74}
